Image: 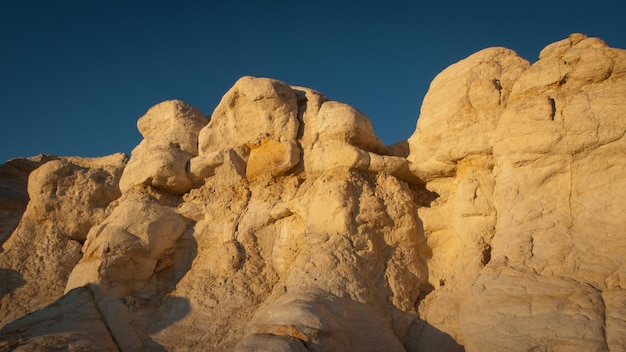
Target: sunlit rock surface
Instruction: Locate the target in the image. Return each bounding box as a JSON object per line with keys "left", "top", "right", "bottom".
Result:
{"left": 1, "top": 34, "right": 625, "bottom": 351}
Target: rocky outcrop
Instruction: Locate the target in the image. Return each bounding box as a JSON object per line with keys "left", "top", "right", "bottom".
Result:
{"left": 120, "top": 100, "right": 208, "bottom": 194}
{"left": 409, "top": 33, "right": 626, "bottom": 351}
{"left": 0, "top": 155, "right": 58, "bottom": 247}
{"left": 0, "top": 153, "right": 126, "bottom": 328}
{"left": 0, "top": 34, "right": 624, "bottom": 351}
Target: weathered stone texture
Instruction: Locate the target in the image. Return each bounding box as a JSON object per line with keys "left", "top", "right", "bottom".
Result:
{"left": 0, "top": 153, "right": 126, "bottom": 328}
{"left": 0, "top": 33, "right": 624, "bottom": 352}
{"left": 120, "top": 99, "right": 208, "bottom": 195}
{"left": 409, "top": 33, "right": 626, "bottom": 351}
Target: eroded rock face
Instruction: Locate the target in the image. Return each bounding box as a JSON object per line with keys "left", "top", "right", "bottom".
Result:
{"left": 408, "top": 33, "right": 626, "bottom": 351}
{"left": 0, "top": 153, "right": 126, "bottom": 328}
{"left": 0, "top": 154, "right": 58, "bottom": 246}
{"left": 468, "top": 34, "right": 626, "bottom": 351}
{"left": 0, "top": 34, "right": 625, "bottom": 352}
{"left": 120, "top": 99, "right": 208, "bottom": 195}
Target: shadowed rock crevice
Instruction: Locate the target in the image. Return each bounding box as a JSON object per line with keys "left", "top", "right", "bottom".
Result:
{"left": 0, "top": 154, "right": 58, "bottom": 248}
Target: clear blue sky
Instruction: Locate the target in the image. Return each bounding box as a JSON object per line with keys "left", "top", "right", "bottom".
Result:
{"left": 1, "top": 0, "right": 624, "bottom": 163}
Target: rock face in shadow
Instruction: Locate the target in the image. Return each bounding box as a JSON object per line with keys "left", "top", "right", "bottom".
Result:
{"left": 0, "top": 155, "right": 57, "bottom": 247}
{"left": 0, "top": 287, "right": 120, "bottom": 351}
{"left": 0, "top": 34, "right": 625, "bottom": 351}
{"left": 0, "top": 153, "right": 126, "bottom": 327}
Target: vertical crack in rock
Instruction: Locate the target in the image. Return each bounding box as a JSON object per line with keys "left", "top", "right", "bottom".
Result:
{"left": 480, "top": 243, "right": 492, "bottom": 266}
{"left": 549, "top": 97, "right": 557, "bottom": 120}
{"left": 492, "top": 78, "right": 503, "bottom": 106}
{"left": 86, "top": 285, "right": 124, "bottom": 351}
{"left": 588, "top": 284, "right": 610, "bottom": 350}
{"left": 600, "top": 291, "right": 609, "bottom": 350}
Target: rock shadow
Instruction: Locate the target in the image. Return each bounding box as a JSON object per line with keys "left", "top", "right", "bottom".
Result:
{"left": 405, "top": 317, "right": 465, "bottom": 352}
{"left": 236, "top": 292, "right": 463, "bottom": 351}
{"left": 0, "top": 285, "right": 192, "bottom": 351}
{"left": 137, "top": 225, "right": 198, "bottom": 351}
{"left": 0, "top": 225, "right": 198, "bottom": 351}
{"left": 407, "top": 183, "right": 464, "bottom": 351}
{"left": 0, "top": 268, "right": 25, "bottom": 301}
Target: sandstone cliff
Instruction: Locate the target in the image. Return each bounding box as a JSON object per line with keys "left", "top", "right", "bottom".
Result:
{"left": 0, "top": 34, "right": 624, "bottom": 351}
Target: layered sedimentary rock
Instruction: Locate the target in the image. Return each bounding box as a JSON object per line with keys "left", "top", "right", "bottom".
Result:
{"left": 0, "top": 34, "right": 625, "bottom": 351}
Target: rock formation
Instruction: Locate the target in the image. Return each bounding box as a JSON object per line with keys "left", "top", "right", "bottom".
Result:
{"left": 0, "top": 33, "right": 625, "bottom": 351}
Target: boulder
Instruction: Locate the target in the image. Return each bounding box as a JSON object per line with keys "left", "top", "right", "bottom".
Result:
{"left": 120, "top": 100, "right": 208, "bottom": 195}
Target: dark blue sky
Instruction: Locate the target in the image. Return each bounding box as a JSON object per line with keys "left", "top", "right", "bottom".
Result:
{"left": 1, "top": 0, "right": 624, "bottom": 162}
